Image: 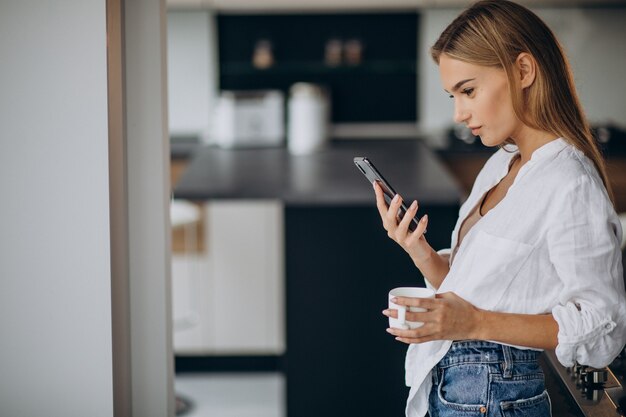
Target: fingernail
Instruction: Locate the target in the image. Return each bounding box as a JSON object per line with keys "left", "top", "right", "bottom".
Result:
{"left": 382, "top": 309, "right": 389, "bottom": 315}
{"left": 386, "top": 328, "right": 393, "bottom": 333}
{"left": 421, "top": 214, "right": 428, "bottom": 222}
{"left": 410, "top": 200, "right": 417, "bottom": 209}
{"left": 392, "top": 194, "right": 399, "bottom": 203}
{"left": 391, "top": 297, "right": 397, "bottom": 303}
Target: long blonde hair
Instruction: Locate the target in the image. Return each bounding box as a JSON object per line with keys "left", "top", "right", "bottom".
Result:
{"left": 431, "top": 0, "right": 613, "bottom": 202}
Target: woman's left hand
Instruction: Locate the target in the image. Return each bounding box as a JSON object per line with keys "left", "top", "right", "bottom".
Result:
{"left": 383, "top": 292, "right": 484, "bottom": 344}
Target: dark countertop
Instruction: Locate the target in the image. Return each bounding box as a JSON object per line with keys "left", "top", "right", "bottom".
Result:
{"left": 173, "top": 139, "right": 462, "bottom": 206}
{"left": 170, "top": 135, "right": 202, "bottom": 160}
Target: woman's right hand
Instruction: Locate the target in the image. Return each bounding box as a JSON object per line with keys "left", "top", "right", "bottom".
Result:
{"left": 374, "top": 181, "right": 433, "bottom": 267}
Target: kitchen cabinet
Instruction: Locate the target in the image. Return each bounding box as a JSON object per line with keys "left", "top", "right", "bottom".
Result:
{"left": 167, "top": 0, "right": 626, "bottom": 11}
{"left": 206, "top": 200, "right": 284, "bottom": 354}
{"left": 173, "top": 200, "right": 285, "bottom": 354}
{"left": 171, "top": 147, "right": 284, "bottom": 354}
{"left": 216, "top": 13, "right": 418, "bottom": 124}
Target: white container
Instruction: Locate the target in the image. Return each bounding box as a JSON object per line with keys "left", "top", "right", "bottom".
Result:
{"left": 287, "top": 83, "right": 330, "bottom": 155}
{"left": 212, "top": 90, "right": 284, "bottom": 148}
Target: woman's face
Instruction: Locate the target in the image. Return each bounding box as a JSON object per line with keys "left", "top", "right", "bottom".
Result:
{"left": 439, "top": 54, "right": 521, "bottom": 147}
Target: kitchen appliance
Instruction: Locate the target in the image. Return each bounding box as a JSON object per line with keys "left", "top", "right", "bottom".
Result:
{"left": 541, "top": 249, "right": 626, "bottom": 417}
{"left": 543, "top": 348, "right": 626, "bottom": 416}
{"left": 212, "top": 90, "right": 284, "bottom": 148}
{"left": 287, "top": 82, "right": 330, "bottom": 155}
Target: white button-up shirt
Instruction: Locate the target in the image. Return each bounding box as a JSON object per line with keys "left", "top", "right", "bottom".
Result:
{"left": 404, "top": 138, "right": 626, "bottom": 417}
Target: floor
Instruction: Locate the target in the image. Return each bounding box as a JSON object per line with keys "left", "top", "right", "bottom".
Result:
{"left": 175, "top": 373, "right": 285, "bottom": 417}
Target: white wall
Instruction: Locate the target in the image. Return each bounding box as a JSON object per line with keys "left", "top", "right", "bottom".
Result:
{"left": 0, "top": 1, "right": 113, "bottom": 416}
{"left": 419, "top": 7, "right": 626, "bottom": 131}
{"left": 167, "top": 10, "right": 219, "bottom": 136}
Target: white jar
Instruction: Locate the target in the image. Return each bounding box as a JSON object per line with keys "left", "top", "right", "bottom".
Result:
{"left": 287, "top": 83, "right": 330, "bottom": 155}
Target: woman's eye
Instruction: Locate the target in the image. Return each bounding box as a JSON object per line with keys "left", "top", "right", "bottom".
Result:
{"left": 447, "top": 88, "right": 474, "bottom": 99}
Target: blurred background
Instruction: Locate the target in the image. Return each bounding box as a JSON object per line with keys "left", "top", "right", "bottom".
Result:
{"left": 166, "top": 1, "right": 626, "bottom": 417}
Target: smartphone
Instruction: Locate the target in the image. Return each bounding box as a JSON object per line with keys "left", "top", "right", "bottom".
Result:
{"left": 353, "top": 157, "right": 422, "bottom": 232}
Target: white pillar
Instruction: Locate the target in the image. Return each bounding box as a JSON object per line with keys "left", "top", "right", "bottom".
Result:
{"left": 124, "top": 0, "right": 175, "bottom": 416}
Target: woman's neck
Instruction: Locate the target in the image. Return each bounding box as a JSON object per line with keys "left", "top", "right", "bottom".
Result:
{"left": 510, "top": 125, "right": 559, "bottom": 164}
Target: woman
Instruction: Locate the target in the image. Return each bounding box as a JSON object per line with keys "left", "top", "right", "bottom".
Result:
{"left": 377, "top": 1, "right": 626, "bottom": 416}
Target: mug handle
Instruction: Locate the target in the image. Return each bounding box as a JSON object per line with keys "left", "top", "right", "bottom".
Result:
{"left": 397, "top": 305, "right": 409, "bottom": 330}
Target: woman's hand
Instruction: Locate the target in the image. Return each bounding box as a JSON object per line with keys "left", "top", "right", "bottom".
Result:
{"left": 373, "top": 181, "right": 432, "bottom": 266}
{"left": 382, "top": 292, "right": 484, "bottom": 344}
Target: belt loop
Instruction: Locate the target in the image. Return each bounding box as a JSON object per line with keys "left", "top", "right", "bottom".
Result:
{"left": 502, "top": 345, "right": 513, "bottom": 378}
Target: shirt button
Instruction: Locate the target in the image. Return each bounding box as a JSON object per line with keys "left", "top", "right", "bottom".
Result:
{"left": 480, "top": 406, "right": 487, "bottom": 413}
{"left": 605, "top": 323, "right": 613, "bottom": 330}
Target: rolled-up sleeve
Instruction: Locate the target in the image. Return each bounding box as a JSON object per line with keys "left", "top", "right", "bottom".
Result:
{"left": 548, "top": 176, "right": 626, "bottom": 368}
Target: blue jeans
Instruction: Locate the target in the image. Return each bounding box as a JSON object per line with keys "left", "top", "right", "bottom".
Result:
{"left": 428, "top": 340, "right": 551, "bottom": 417}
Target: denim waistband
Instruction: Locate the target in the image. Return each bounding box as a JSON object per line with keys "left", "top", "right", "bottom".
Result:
{"left": 436, "top": 340, "right": 541, "bottom": 369}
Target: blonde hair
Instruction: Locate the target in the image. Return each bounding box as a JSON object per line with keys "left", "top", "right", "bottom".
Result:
{"left": 431, "top": 0, "right": 613, "bottom": 202}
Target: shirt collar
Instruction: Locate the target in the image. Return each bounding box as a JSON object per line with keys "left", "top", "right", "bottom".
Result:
{"left": 506, "top": 138, "right": 568, "bottom": 163}
{"left": 528, "top": 137, "right": 569, "bottom": 162}
{"left": 500, "top": 137, "right": 568, "bottom": 168}
{"left": 488, "top": 138, "right": 568, "bottom": 191}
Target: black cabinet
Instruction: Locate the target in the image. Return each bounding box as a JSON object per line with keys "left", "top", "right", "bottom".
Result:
{"left": 285, "top": 205, "right": 458, "bottom": 417}
{"left": 217, "top": 13, "right": 419, "bottom": 123}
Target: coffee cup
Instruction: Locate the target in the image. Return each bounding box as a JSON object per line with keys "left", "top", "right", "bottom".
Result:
{"left": 388, "top": 287, "right": 436, "bottom": 330}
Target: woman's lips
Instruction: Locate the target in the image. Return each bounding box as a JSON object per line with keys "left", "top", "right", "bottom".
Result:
{"left": 470, "top": 127, "right": 481, "bottom": 136}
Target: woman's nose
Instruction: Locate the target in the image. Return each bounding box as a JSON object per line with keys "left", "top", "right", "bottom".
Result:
{"left": 453, "top": 102, "right": 470, "bottom": 124}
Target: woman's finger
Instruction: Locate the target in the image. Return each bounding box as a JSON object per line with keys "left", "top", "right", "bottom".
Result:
{"left": 373, "top": 182, "right": 390, "bottom": 221}
{"left": 391, "top": 296, "right": 438, "bottom": 309}
{"left": 385, "top": 193, "right": 403, "bottom": 226}
{"left": 406, "top": 213, "right": 429, "bottom": 244}
{"left": 383, "top": 309, "right": 434, "bottom": 324}
{"left": 404, "top": 310, "right": 434, "bottom": 323}
{"left": 397, "top": 199, "right": 418, "bottom": 234}
{"left": 386, "top": 322, "right": 438, "bottom": 341}
{"left": 395, "top": 335, "right": 438, "bottom": 345}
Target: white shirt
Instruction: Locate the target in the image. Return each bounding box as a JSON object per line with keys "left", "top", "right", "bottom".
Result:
{"left": 404, "top": 138, "right": 626, "bottom": 417}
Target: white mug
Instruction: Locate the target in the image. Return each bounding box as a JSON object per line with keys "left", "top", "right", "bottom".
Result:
{"left": 388, "top": 287, "right": 436, "bottom": 330}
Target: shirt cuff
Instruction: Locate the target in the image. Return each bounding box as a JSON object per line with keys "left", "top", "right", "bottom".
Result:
{"left": 552, "top": 301, "right": 618, "bottom": 368}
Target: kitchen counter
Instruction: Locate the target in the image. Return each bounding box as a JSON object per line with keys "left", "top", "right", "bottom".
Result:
{"left": 173, "top": 139, "right": 462, "bottom": 206}
{"left": 170, "top": 135, "right": 201, "bottom": 161}
{"left": 435, "top": 144, "right": 626, "bottom": 211}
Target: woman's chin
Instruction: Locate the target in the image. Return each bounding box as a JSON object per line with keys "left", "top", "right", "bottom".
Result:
{"left": 479, "top": 135, "right": 506, "bottom": 148}
{"left": 478, "top": 135, "right": 495, "bottom": 147}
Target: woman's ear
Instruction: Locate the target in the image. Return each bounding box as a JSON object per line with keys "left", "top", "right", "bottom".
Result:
{"left": 516, "top": 52, "right": 537, "bottom": 89}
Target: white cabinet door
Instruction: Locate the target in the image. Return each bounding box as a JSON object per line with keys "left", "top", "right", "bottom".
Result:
{"left": 209, "top": 200, "right": 285, "bottom": 354}
{"left": 172, "top": 200, "right": 285, "bottom": 355}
